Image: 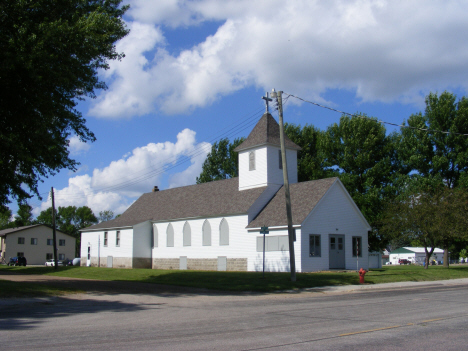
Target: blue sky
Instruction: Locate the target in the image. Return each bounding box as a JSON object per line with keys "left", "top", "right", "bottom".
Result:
{"left": 12, "top": 0, "right": 468, "bottom": 218}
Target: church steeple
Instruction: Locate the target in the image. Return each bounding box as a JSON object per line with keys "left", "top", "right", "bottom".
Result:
{"left": 235, "top": 113, "right": 300, "bottom": 191}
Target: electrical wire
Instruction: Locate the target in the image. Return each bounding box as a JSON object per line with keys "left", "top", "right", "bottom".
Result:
{"left": 284, "top": 92, "right": 468, "bottom": 136}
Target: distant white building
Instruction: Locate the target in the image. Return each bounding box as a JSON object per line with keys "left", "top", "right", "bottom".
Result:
{"left": 389, "top": 247, "right": 444, "bottom": 265}
{"left": 81, "top": 113, "right": 371, "bottom": 272}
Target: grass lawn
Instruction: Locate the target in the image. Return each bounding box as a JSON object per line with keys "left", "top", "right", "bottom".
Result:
{"left": 2, "top": 264, "right": 468, "bottom": 294}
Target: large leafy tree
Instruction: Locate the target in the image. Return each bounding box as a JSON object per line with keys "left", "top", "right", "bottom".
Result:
{"left": 398, "top": 92, "right": 468, "bottom": 263}
{"left": 13, "top": 204, "right": 35, "bottom": 227}
{"left": 98, "top": 210, "right": 114, "bottom": 223}
{"left": 380, "top": 186, "right": 468, "bottom": 268}
{"left": 399, "top": 91, "right": 468, "bottom": 188}
{"left": 0, "top": 0, "right": 129, "bottom": 206}
{"left": 196, "top": 138, "right": 245, "bottom": 184}
{"left": 0, "top": 207, "right": 13, "bottom": 230}
{"left": 284, "top": 123, "right": 334, "bottom": 182}
{"left": 37, "top": 205, "right": 98, "bottom": 256}
{"left": 321, "top": 114, "right": 405, "bottom": 250}
{"left": 37, "top": 205, "right": 98, "bottom": 237}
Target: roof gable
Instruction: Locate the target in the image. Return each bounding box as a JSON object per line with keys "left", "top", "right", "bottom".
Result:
{"left": 390, "top": 247, "right": 415, "bottom": 254}
{"left": 234, "top": 113, "right": 301, "bottom": 152}
{"left": 84, "top": 177, "right": 269, "bottom": 231}
{"left": 0, "top": 224, "right": 72, "bottom": 237}
{"left": 247, "top": 177, "right": 337, "bottom": 228}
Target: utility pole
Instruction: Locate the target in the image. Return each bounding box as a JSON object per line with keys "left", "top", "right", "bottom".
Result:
{"left": 51, "top": 187, "right": 58, "bottom": 270}
{"left": 271, "top": 89, "right": 296, "bottom": 282}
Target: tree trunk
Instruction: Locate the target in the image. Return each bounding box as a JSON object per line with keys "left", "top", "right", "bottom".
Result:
{"left": 443, "top": 246, "right": 449, "bottom": 268}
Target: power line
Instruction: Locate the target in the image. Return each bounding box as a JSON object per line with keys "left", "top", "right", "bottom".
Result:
{"left": 284, "top": 93, "right": 468, "bottom": 137}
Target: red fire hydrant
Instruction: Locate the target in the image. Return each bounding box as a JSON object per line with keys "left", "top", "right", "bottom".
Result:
{"left": 359, "top": 268, "right": 367, "bottom": 284}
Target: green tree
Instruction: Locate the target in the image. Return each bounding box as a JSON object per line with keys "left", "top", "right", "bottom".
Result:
{"left": 0, "top": 0, "right": 129, "bottom": 207}
{"left": 284, "top": 123, "right": 334, "bottom": 182}
{"left": 399, "top": 91, "right": 468, "bottom": 188}
{"left": 196, "top": 138, "right": 245, "bottom": 184}
{"left": 37, "top": 205, "right": 98, "bottom": 256}
{"left": 14, "top": 204, "right": 35, "bottom": 227}
{"left": 98, "top": 210, "right": 114, "bottom": 223}
{"left": 321, "top": 114, "right": 404, "bottom": 250}
{"left": 0, "top": 207, "right": 13, "bottom": 230}
{"left": 380, "top": 186, "right": 468, "bottom": 268}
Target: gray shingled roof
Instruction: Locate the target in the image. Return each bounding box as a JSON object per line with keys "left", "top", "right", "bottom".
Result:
{"left": 234, "top": 113, "right": 301, "bottom": 152}
{"left": 247, "top": 177, "right": 337, "bottom": 228}
{"left": 84, "top": 177, "right": 268, "bottom": 231}
{"left": 0, "top": 224, "right": 44, "bottom": 237}
{"left": 0, "top": 224, "right": 70, "bottom": 237}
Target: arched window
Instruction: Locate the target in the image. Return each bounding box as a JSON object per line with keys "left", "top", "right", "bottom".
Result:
{"left": 249, "top": 151, "right": 255, "bottom": 171}
{"left": 219, "top": 218, "right": 229, "bottom": 246}
{"left": 152, "top": 225, "right": 158, "bottom": 248}
{"left": 166, "top": 223, "right": 174, "bottom": 247}
{"left": 183, "top": 222, "right": 191, "bottom": 246}
{"left": 202, "top": 220, "right": 211, "bottom": 246}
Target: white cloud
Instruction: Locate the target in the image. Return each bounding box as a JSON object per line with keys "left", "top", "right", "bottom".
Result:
{"left": 68, "top": 135, "right": 91, "bottom": 155}
{"left": 89, "top": 0, "right": 468, "bottom": 118}
{"left": 34, "top": 129, "right": 211, "bottom": 216}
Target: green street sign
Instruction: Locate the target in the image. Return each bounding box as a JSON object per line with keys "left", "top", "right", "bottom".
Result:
{"left": 260, "top": 226, "right": 269, "bottom": 234}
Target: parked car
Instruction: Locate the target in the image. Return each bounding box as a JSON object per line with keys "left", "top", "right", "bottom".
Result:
{"left": 398, "top": 259, "right": 410, "bottom": 265}
{"left": 63, "top": 259, "right": 73, "bottom": 266}
{"left": 385, "top": 262, "right": 392, "bottom": 265}
{"left": 45, "top": 259, "right": 63, "bottom": 267}
{"left": 7, "top": 256, "right": 27, "bottom": 266}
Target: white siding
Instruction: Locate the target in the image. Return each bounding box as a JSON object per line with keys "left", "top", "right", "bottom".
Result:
{"left": 133, "top": 221, "right": 152, "bottom": 259}
{"left": 153, "top": 215, "right": 262, "bottom": 270}
{"left": 239, "top": 146, "right": 298, "bottom": 191}
{"left": 81, "top": 228, "right": 134, "bottom": 262}
{"left": 239, "top": 147, "right": 268, "bottom": 190}
{"left": 300, "top": 181, "right": 370, "bottom": 272}
{"left": 252, "top": 228, "right": 302, "bottom": 272}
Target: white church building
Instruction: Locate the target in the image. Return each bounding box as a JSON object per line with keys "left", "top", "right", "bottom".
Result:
{"left": 80, "top": 113, "right": 371, "bottom": 272}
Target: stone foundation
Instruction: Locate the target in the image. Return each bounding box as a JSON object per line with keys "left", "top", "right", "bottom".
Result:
{"left": 153, "top": 258, "right": 248, "bottom": 271}
{"left": 226, "top": 258, "right": 248, "bottom": 271}
{"left": 80, "top": 256, "right": 148, "bottom": 268}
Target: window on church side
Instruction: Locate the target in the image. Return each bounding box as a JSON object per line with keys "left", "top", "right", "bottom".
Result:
{"left": 219, "top": 218, "right": 229, "bottom": 246}
{"left": 183, "top": 222, "right": 191, "bottom": 246}
{"left": 167, "top": 224, "right": 174, "bottom": 247}
{"left": 202, "top": 220, "right": 211, "bottom": 246}
{"left": 249, "top": 151, "right": 255, "bottom": 171}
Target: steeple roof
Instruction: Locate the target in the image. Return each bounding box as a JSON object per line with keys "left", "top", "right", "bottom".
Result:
{"left": 234, "top": 113, "right": 301, "bottom": 152}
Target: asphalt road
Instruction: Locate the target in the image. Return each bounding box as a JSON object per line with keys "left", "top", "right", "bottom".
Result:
{"left": 1, "top": 277, "right": 467, "bottom": 350}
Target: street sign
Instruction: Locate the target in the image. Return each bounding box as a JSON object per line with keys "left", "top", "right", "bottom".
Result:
{"left": 260, "top": 226, "right": 269, "bottom": 234}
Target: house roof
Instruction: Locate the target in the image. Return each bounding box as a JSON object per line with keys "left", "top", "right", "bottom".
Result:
{"left": 0, "top": 224, "right": 71, "bottom": 237}
{"left": 404, "top": 247, "right": 444, "bottom": 254}
{"left": 84, "top": 177, "right": 268, "bottom": 231}
{"left": 390, "top": 247, "right": 444, "bottom": 254}
{"left": 389, "top": 247, "right": 415, "bottom": 254}
{"left": 247, "top": 177, "right": 337, "bottom": 228}
{"left": 234, "top": 113, "right": 301, "bottom": 152}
